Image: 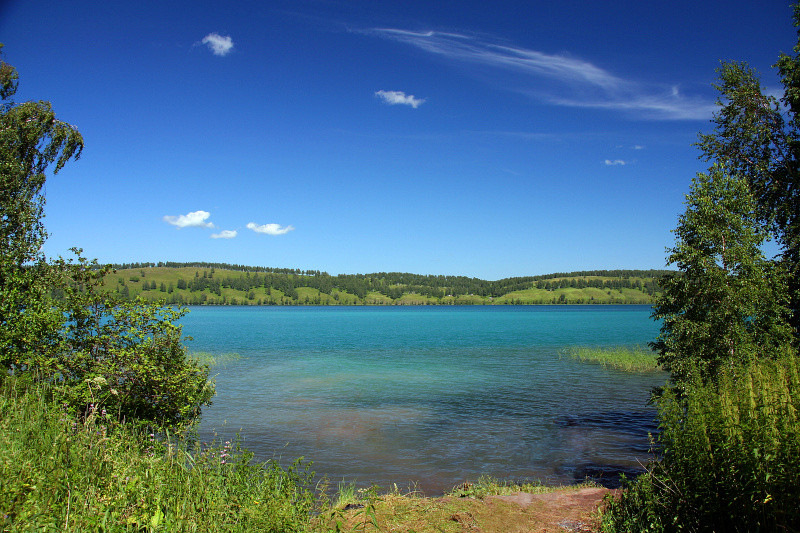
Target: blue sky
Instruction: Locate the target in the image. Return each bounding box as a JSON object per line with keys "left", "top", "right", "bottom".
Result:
{"left": 1, "top": 1, "right": 795, "bottom": 279}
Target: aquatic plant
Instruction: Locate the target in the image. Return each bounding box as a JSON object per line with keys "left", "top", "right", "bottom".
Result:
{"left": 567, "top": 346, "right": 662, "bottom": 372}
{"left": 190, "top": 351, "right": 243, "bottom": 367}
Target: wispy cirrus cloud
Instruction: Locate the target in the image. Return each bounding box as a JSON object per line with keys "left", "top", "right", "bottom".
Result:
{"left": 211, "top": 230, "right": 237, "bottom": 239}
{"left": 246, "top": 222, "right": 295, "bottom": 235}
{"left": 366, "top": 28, "right": 714, "bottom": 120}
{"left": 163, "top": 210, "right": 214, "bottom": 228}
{"left": 201, "top": 33, "right": 234, "bottom": 56}
{"left": 469, "top": 130, "right": 558, "bottom": 141}
{"left": 605, "top": 159, "right": 628, "bottom": 166}
{"left": 375, "top": 90, "right": 426, "bottom": 108}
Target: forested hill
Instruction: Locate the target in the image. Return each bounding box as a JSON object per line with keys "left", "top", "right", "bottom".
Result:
{"left": 101, "top": 263, "right": 670, "bottom": 305}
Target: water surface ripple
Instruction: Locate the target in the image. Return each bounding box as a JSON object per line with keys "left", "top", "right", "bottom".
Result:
{"left": 183, "top": 305, "right": 664, "bottom": 494}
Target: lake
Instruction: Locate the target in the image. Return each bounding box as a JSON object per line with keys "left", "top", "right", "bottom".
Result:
{"left": 182, "top": 305, "right": 665, "bottom": 494}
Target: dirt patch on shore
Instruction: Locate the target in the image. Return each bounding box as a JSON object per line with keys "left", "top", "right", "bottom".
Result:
{"left": 317, "top": 486, "right": 612, "bottom": 532}
{"left": 483, "top": 487, "right": 611, "bottom": 532}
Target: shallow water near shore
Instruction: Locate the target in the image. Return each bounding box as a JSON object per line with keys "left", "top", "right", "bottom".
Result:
{"left": 183, "top": 305, "right": 665, "bottom": 494}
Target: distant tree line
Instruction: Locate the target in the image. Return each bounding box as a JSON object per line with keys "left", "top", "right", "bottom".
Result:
{"left": 109, "top": 261, "right": 313, "bottom": 276}
{"left": 112, "top": 265, "right": 671, "bottom": 303}
{"left": 533, "top": 277, "right": 661, "bottom": 294}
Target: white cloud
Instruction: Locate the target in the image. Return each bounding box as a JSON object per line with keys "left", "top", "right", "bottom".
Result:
{"left": 202, "top": 33, "right": 234, "bottom": 56}
{"left": 633, "top": 145, "right": 645, "bottom": 150}
{"left": 367, "top": 28, "right": 714, "bottom": 120}
{"left": 246, "top": 222, "right": 295, "bottom": 235}
{"left": 550, "top": 90, "right": 714, "bottom": 120}
{"left": 604, "top": 159, "right": 628, "bottom": 166}
{"left": 163, "top": 210, "right": 214, "bottom": 228}
{"left": 375, "top": 90, "right": 426, "bottom": 108}
{"left": 211, "top": 230, "right": 237, "bottom": 239}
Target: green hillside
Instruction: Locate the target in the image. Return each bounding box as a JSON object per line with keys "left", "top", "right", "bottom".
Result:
{"left": 100, "top": 263, "right": 669, "bottom": 306}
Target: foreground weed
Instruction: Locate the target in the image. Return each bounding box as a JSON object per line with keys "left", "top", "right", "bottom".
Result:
{"left": 602, "top": 355, "right": 800, "bottom": 532}
{"left": 334, "top": 481, "right": 358, "bottom": 510}
{"left": 0, "top": 379, "right": 315, "bottom": 532}
{"left": 321, "top": 484, "right": 381, "bottom": 532}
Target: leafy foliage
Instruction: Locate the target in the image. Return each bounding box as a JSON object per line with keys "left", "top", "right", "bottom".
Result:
{"left": 43, "top": 252, "right": 215, "bottom": 431}
{"left": 0, "top": 44, "right": 83, "bottom": 369}
{"left": 0, "top": 379, "right": 314, "bottom": 532}
{"left": 602, "top": 355, "right": 800, "bottom": 532}
{"left": 652, "top": 168, "right": 794, "bottom": 384}
{"left": 697, "top": 36, "right": 800, "bottom": 339}
{"left": 604, "top": 6, "right": 800, "bottom": 531}
{"left": 0, "top": 48, "right": 212, "bottom": 432}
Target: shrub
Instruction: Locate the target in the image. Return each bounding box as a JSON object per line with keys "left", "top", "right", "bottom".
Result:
{"left": 10, "top": 251, "right": 214, "bottom": 434}
{"left": 602, "top": 355, "right": 800, "bottom": 532}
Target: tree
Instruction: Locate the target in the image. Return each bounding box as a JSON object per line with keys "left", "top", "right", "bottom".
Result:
{"left": 0, "top": 48, "right": 213, "bottom": 432}
{"left": 652, "top": 167, "right": 795, "bottom": 384}
{"left": 0, "top": 44, "right": 83, "bottom": 368}
{"left": 604, "top": 7, "right": 800, "bottom": 530}
{"left": 697, "top": 12, "right": 800, "bottom": 339}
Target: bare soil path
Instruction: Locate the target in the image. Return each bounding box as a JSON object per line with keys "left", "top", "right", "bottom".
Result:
{"left": 320, "top": 487, "right": 612, "bottom": 532}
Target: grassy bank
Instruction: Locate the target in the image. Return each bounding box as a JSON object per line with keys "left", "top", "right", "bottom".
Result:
{"left": 1, "top": 378, "right": 606, "bottom": 532}
{"left": 0, "top": 378, "right": 315, "bottom": 532}
{"left": 566, "top": 346, "right": 663, "bottom": 372}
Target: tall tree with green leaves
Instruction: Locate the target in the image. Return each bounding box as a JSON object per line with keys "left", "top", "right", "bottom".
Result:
{"left": 604, "top": 7, "right": 800, "bottom": 530}
{"left": 0, "top": 47, "right": 213, "bottom": 432}
{"left": 652, "top": 167, "right": 795, "bottom": 384}
{"left": 697, "top": 6, "right": 800, "bottom": 339}
{"left": 0, "top": 44, "right": 84, "bottom": 368}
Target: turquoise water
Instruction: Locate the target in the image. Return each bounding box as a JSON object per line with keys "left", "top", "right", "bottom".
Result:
{"left": 182, "top": 305, "right": 665, "bottom": 494}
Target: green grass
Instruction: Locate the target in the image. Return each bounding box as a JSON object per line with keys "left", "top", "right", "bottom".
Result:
{"left": 363, "top": 291, "right": 393, "bottom": 304}
{"left": 0, "top": 378, "right": 315, "bottom": 532}
{"left": 494, "top": 286, "right": 654, "bottom": 305}
{"left": 1, "top": 377, "right": 612, "bottom": 532}
{"left": 396, "top": 292, "right": 437, "bottom": 305}
{"left": 447, "top": 475, "right": 596, "bottom": 499}
{"left": 567, "top": 346, "right": 663, "bottom": 372}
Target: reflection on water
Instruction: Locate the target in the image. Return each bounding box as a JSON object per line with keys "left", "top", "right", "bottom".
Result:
{"left": 553, "top": 411, "right": 659, "bottom": 487}
{"left": 185, "top": 306, "right": 665, "bottom": 495}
